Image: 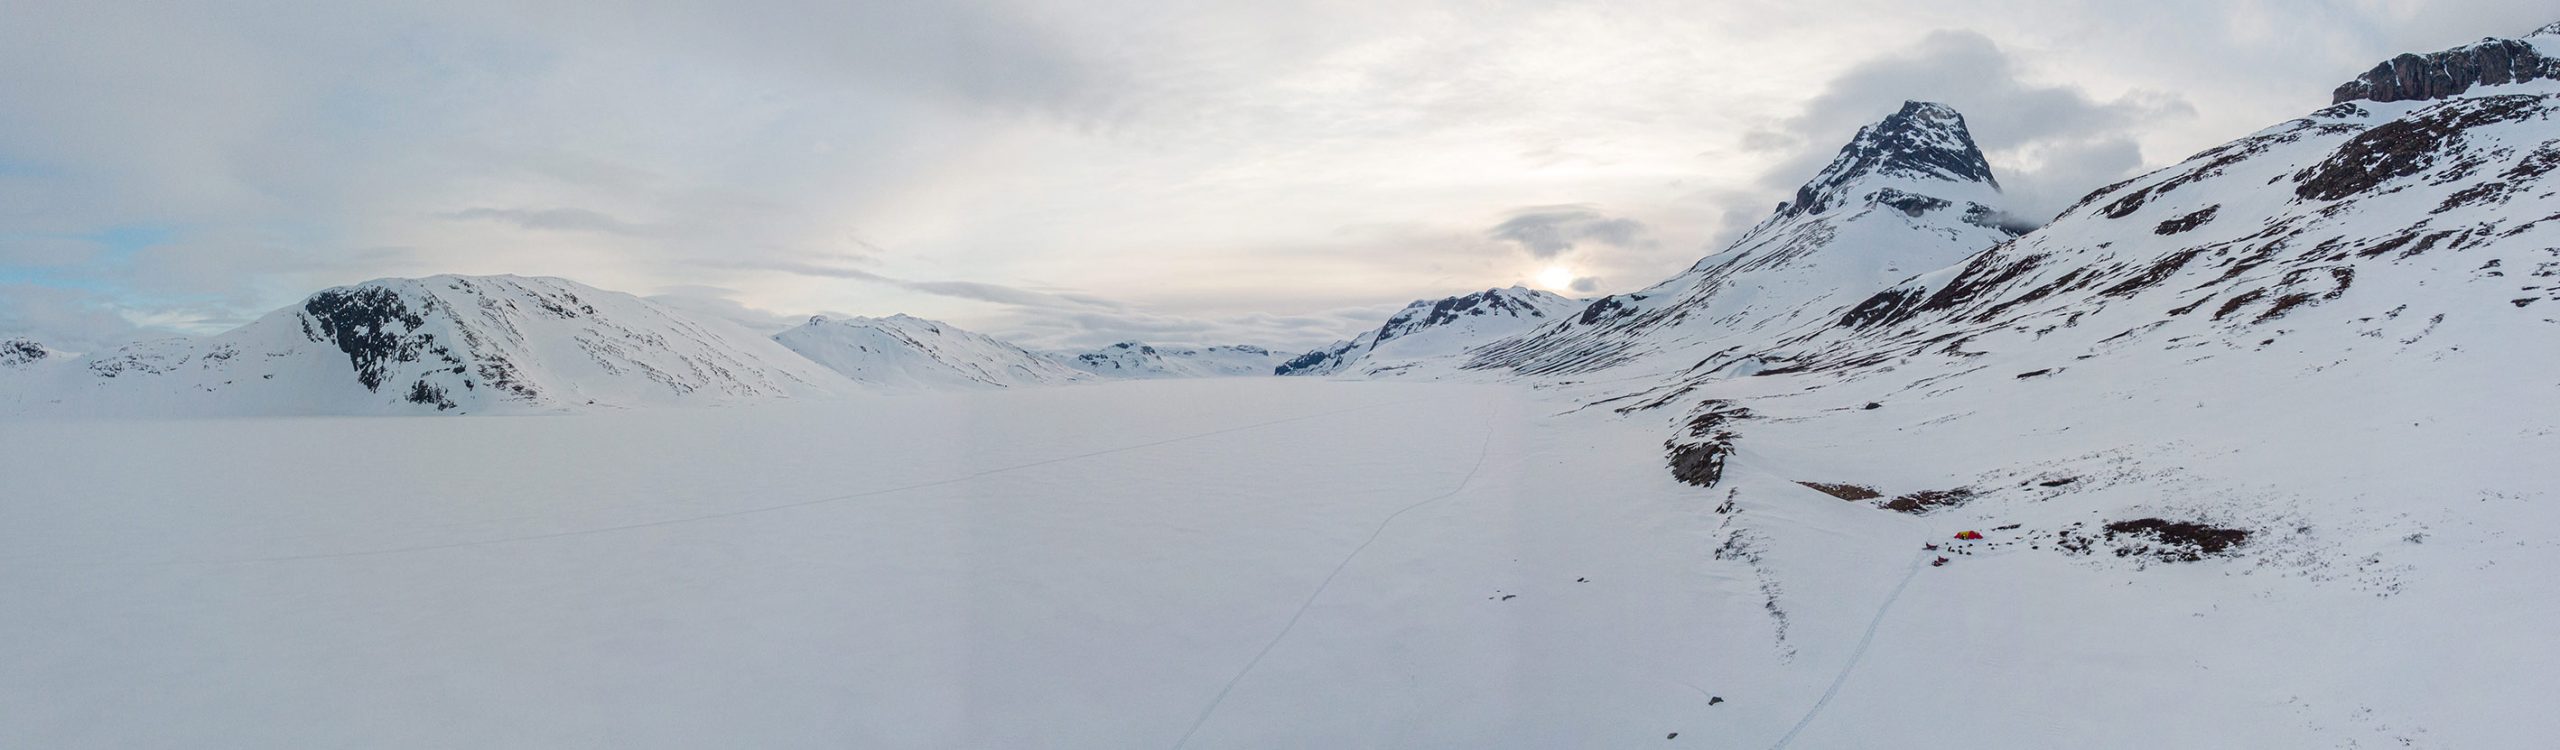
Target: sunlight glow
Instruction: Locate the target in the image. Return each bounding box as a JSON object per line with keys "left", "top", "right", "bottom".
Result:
{"left": 1535, "top": 265, "right": 1576, "bottom": 291}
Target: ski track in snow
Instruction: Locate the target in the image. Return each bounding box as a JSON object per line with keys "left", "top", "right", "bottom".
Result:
{"left": 1766, "top": 543, "right": 1930, "bottom": 749}
{"left": 1171, "top": 403, "right": 1500, "bottom": 749}
{"left": 163, "top": 395, "right": 1445, "bottom": 567}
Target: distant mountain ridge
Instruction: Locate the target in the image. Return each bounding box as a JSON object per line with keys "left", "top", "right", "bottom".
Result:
{"left": 1467, "top": 100, "right": 2023, "bottom": 378}
{"left": 1048, "top": 342, "right": 1286, "bottom": 379}
{"left": 1277, "top": 286, "right": 1580, "bottom": 377}
{"left": 774, "top": 314, "right": 1091, "bottom": 389}
{"left": 4, "top": 275, "right": 846, "bottom": 416}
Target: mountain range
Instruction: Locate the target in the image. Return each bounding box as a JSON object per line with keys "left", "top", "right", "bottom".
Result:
{"left": 8, "top": 22, "right": 2557, "bottom": 433}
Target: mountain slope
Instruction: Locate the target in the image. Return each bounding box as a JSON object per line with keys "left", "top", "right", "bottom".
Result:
{"left": 1277, "top": 286, "right": 1581, "bottom": 377}
{"left": 1571, "top": 25, "right": 2560, "bottom": 747}
{"left": 7, "top": 275, "right": 847, "bottom": 416}
{"left": 774, "top": 314, "right": 1090, "bottom": 389}
{"left": 1048, "top": 342, "right": 1285, "bottom": 379}
{"left": 1469, "top": 101, "right": 2027, "bottom": 380}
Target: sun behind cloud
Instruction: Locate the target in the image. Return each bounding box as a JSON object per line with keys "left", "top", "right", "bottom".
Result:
{"left": 1535, "top": 264, "right": 1576, "bottom": 291}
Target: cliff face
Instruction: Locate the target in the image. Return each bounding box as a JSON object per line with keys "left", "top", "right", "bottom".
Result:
{"left": 2331, "top": 35, "right": 2560, "bottom": 105}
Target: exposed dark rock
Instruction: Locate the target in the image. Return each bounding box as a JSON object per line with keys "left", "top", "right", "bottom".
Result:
{"left": 1273, "top": 341, "right": 1352, "bottom": 376}
{"left": 1843, "top": 284, "right": 1925, "bottom": 327}
{"left": 0, "top": 338, "right": 48, "bottom": 367}
{"left": 2103, "top": 518, "right": 2252, "bottom": 560}
{"left": 1839, "top": 286, "right": 1927, "bottom": 329}
{"left": 2332, "top": 38, "right": 2560, "bottom": 104}
{"left": 2295, "top": 95, "right": 2547, "bottom": 201}
{"left": 1798, "top": 482, "right": 1883, "bottom": 501}
{"left": 1666, "top": 401, "right": 1754, "bottom": 489}
{"left": 301, "top": 286, "right": 430, "bottom": 392}
{"left": 1872, "top": 188, "right": 1951, "bottom": 218}
{"left": 2153, "top": 205, "right": 2220, "bottom": 235}
{"left": 1882, "top": 488, "right": 1976, "bottom": 514}
{"left": 1576, "top": 294, "right": 1639, "bottom": 325}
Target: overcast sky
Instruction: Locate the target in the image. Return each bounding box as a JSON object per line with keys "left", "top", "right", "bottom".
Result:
{"left": 2, "top": 0, "right": 2551, "bottom": 352}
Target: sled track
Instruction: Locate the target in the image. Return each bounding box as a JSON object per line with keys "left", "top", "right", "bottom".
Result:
{"left": 1170, "top": 405, "right": 1501, "bottom": 749}
{"left": 1766, "top": 544, "right": 1931, "bottom": 750}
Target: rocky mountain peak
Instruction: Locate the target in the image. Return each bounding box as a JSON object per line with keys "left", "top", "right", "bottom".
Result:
{"left": 2331, "top": 31, "right": 2560, "bottom": 104}
{"left": 1, "top": 338, "right": 51, "bottom": 367}
{"left": 1779, "top": 101, "right": 1999, "bottom": 220}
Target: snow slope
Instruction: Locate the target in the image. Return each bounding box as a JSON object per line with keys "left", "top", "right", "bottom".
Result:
{"left": 1470, "top": 101, "right": 2026, "bottom": 382}
{"left": 1047, "top": 341, "right": 1287, "bottom": 378}
{"left": 1533, "top": 23, "right": 2560, "bottom": 748}
{"left": 2, "top": 275, "right": 846, "bottom": 416}
{"left": 1278, "top": 286, "right": 1581, "bottom": 377}
{"left": 773, "top": 314, "right": 1090, "bottom": 389}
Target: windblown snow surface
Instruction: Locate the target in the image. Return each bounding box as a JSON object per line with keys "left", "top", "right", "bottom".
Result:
{"left": 3, "top": 377, "right": 2551, "bottom": 748}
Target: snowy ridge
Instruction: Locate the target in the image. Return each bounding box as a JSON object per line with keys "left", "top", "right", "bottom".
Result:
{"left": 1469, "top": 101, "right": 2023, "bottom": 379}
{"left": 5, "top": 275, "right": 846, "bottom": 416}
{"left": 1277, "top": 286, "right": 1581, "bottom": 377}
{"left": 1047, "top": 342, "right": 1286, "bottom": 379}
{"left": 774, "top": 314, "right": 1091, "bottom": 389}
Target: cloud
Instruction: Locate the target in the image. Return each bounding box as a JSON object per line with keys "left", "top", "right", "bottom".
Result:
{"left": 705, "top": 259, "right": 1123, "bottom": 312}
{"left": 1488, "top": 206, "right": 1650, "bottom": 259}
{"left": 442, "top": 207, "right": 659, "bottom": 236}
{"left": 4, "top": 0, "right": 2545, "bottom": 352}
{"left": 0, "top": 284, "right": 154, "bottom": 354}
{"left": 1568, "top": 276, "right": 1601, "bottom": 293}
{"left": 645, "top": 285, "right": 828, "bottom": 335}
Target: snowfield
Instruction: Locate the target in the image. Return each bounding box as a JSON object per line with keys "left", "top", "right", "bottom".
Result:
{"left": 5, "top": 378, "right": 2552, "bottom": 748}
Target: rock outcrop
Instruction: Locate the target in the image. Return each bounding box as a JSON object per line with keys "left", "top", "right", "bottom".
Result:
{"left": 2332, "top": 33, "right": 2560, "bottom": 104}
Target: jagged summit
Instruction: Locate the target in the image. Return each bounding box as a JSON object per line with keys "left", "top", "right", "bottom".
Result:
{"left": 1779, "top": 101, "right": 2000, "bottom": 220}
{"left": 1465, "top": 102, "right": 2022, "bottom": 377}
{"left": 1, "top": 338, "right": 51, "bottom": 368}
{"left": 2331, "top": 27, "right": 2560, "bottom": 104}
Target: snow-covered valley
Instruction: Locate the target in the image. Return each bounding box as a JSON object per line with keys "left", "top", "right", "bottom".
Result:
{"left": 7, "top": 15, "right": 2560, "bottom": 750}
{"left": 5, "top": 377, "right": 2552, "bottom": 748}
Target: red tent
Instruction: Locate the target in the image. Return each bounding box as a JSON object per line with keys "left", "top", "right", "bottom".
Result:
{"left": 1954, "top": 530, "right": 1984, "bottom": 540}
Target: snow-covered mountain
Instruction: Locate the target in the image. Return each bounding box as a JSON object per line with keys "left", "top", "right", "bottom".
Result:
{"left": 1658, "top": 26, "right": 2560, "bottom": 395}
{"left": 4, "top": 275, "right": 846, "bottom": 416}
{"left": 773, "top": 314, "right": 1090, "bottom": 389}
{"left": 1047, "top": 341, "right": 1286, "bottom": 378}
{"left": 1555, "top": 26, "right": 2560, "bottom": 743}
{"left": 1470, "top": 101, "right": 2026, "bottom": 380}
{"left": 1277, "top": 286, "right": 1581, "bottom": 377}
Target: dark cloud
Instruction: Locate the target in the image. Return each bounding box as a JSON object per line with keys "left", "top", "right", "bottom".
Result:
{"left": 1568, "top": 276, "right": 1601, "bottom": 293}
{"left": 1488, "top": 206, "right": 1650, "bottom": 259}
